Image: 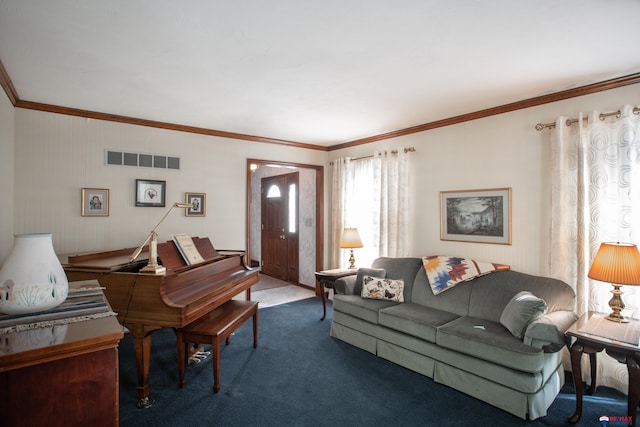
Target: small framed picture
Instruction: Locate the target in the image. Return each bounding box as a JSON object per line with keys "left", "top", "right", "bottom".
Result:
{"left": 440, "top": 188, "right": 512, "bottom": 245}
{"left": 81, "top": 188, "right": 110, "bottom": 217}
{"left": 185, "top": 192, "right": 206, "bottom": 217}
{"left": 136, "top": 179, "right": 166, "bottom": 207}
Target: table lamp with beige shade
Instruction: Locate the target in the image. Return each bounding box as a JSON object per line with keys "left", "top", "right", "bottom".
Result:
{"left": 339, "top": 227, "right": 363, "bottom": 269}
{"left": 588, "top": 242, "right": 640, "bottom": 323}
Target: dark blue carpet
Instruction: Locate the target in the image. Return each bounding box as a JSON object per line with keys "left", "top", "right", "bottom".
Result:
{"left": 118, "top": 297, "right": 628, "bottom": 426}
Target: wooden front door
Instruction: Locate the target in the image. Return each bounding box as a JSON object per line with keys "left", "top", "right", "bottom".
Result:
{"left": 261, "top": 172, "right": 299, "bottom": 283}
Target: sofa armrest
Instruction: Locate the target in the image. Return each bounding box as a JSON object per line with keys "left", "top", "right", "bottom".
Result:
{"left": 334, "top": 275, "right": 358, "bottom": 295}
{"left": 523, "top": 310, "right": 578, "bottom": 353}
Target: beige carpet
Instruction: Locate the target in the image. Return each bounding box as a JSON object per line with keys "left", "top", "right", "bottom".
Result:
{"left": 252, "top": 274, "right": 316, "bottom": 308}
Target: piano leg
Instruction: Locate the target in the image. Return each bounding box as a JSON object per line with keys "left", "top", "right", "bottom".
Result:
{"left": 131, "top": 326, "right": 155, "bottom": 409}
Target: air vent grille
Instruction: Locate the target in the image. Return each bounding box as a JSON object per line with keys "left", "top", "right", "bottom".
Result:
{"left": 106, "top": 150, "right": 180, "bottom": 170}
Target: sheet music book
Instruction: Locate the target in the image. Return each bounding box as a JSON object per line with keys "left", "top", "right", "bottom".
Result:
{"left": 172, "top": 233, "right": 205, "bottom": 265}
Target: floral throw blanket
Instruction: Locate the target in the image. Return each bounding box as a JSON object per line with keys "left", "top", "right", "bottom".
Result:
{"left": 422, "top": 255, "right": 510, "bottom": 295}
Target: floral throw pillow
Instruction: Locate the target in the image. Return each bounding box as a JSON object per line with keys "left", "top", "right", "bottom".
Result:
{"left": 361, "top": 275, "right": 404, "bottom": 302}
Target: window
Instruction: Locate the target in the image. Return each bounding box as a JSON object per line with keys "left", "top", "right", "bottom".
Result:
{"left": 266, "top": 184, "right": 281, "bottom": 198}
{"left": 289, "top": 183, "right": 296, "bottom": 233}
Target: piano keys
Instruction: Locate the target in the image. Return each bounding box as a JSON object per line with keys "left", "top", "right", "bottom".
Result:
{"left": 62, "top": 237, "right": 259, "bottom": 408}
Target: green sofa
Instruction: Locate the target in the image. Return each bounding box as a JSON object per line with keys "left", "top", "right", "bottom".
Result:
{"left": 330, "top": 257, "right": 577, "bottom": 420}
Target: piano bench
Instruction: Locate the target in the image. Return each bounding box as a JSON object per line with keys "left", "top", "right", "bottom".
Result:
{"left": 176, "top": 300, "right": 258, "bottom": 393}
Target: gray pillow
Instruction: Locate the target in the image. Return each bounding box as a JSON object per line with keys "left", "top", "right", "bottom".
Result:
{"left": 354, "top": 268, "right": 386, "bottom": 294}
{"left": 500, "top": 291, "right": 548, "bottom": 339}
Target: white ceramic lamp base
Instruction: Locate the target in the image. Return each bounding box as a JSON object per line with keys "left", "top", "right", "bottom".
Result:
{"left": 0, "top": 233, "right": 69, "bottom": 315}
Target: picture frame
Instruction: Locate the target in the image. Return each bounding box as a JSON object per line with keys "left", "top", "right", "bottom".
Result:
{"left": 135, "top": 179, "right": 166, "bottom": 207}
{"left": 81, "top": 188, "right": 110, "bottom": 216}
{"left": 185, "top": 192, "right": 206, "bottom": 217}
{"left": 440, "top": 188, "right": 511, "bottom": 245}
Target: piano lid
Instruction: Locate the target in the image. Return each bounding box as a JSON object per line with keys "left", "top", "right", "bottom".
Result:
{"left": 62, "top": 247, "right": 149, "bottom": 272}
{"left": 62, "top": 237, "right": 225, "bottom": 274}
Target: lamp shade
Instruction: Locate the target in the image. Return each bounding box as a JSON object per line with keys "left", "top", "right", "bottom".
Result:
{"left": 339, "top": 228, "right": 363, "bottom": 249}
{"left": 588, "top": 242, "right": 640, "bottom": 285}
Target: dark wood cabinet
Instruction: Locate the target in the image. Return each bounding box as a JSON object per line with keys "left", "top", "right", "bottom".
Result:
{"left": 0, "top": 300, "right": 123, "bottom": 427}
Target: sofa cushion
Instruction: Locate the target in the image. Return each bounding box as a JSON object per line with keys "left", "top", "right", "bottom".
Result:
{"left": 371, "top": 257, "right": 423, "bottom": 302}
{"left": 410, "top": 267, "right": 472, "bottom": 317}
{"left": 333, "top": 294, "right": 398, "bottom": 324}
{"left": 467, "top": 270, "right": 575, "bottom": 323}
{"left": 379, "top": 302, "right": 459, "bottom": 342}
{"left": 361, "top": 276, "right": 404, "bottom": 302}
{"left": 500, "top": 291, "right": 547, "bottom": 339}
{"left": 436, "top": 316, "right": 545, "bottom": 373}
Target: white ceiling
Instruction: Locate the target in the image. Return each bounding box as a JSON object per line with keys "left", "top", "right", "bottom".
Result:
{"left": 1, "top": 1, "right": 639, "bottom": 147}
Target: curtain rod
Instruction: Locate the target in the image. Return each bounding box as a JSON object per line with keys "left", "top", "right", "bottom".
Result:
{"left": 330, "top": 147, "right": 416, "bottom": 165}
{"left": 535, "top": 106, "right": 640, "bottom": 131}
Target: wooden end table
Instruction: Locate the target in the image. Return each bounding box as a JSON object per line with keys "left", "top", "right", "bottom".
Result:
{"left": 314, "top": 268, "right": 357, "bottom": 320}
{"left": 0, "top": 282, "right": 124, "bottom": 427}
{"left": 565, "top": 311, "right": 640, "bottom": 426}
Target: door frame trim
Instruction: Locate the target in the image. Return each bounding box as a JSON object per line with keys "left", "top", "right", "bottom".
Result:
{"left": 246, "top": 159, "right": 324, "bottom": 292}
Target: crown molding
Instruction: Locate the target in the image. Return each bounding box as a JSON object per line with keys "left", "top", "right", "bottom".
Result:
{"left": 14, "top": 98, "right": 329, "bottom": 151}
{"left": 1, "top": 56, "right": 637, "bottom": 152}
{"left": 328, "top": 72, "right": 640, "bottom": 151}
{"left": 0, "top": 58, "right": 328, "bottom": 151}
{"left": 0, "top": 58, "right": 18, "bottom": 105}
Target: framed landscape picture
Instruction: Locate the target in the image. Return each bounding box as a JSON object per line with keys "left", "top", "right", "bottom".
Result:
{"left": 185, "top": 192, "right": 206, "bottom": 217}
{"left": 440, "top": 188, "right": 511, "bottom": 244}
{"left": 81, "top": 188, "right": 109, "bottom": 216}
{"left": 136, "top": 179, "right": 166, "bottom": 207}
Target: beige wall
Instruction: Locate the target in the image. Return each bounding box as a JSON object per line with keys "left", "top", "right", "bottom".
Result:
{"left": 8, "top": 108, "right": 328, "bottom": 261}
{"left": 2, "top": 83, "right": 639, "bottom": 281}
{"left": 330, "top": 84, "right": 640, "bottom": 276}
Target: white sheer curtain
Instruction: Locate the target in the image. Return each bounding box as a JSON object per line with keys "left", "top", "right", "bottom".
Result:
{"left": 375, "top": 149, "right": 410, "bottom": 257}
{"left": 550, "top": 104, "right": 640, "bottom": 393}
{"left": 330, "top": 156, "right": 351, "bottom": 269}
{"left": 331, "top": 149, "right": 411, "bottom": 269}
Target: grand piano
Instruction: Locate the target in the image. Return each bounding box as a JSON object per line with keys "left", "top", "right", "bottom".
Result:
{"left": 63, "top": 236, "right": 259, "bottom": 408}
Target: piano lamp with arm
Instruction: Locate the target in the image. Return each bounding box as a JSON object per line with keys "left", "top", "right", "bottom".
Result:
{"left": 339, "top": 227, "right": 363, "bottom": 269}
{"left": 129, "top": 202, "right": 193, "bottom": 275}
{"left": 588, "top": 242, "right": 640, "bottom": 323}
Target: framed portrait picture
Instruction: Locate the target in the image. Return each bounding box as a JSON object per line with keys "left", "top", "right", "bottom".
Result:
{"left": 440, "top": 188, "right": 511, "bottom": 245}
{"left": 185, "top": 192, "right": 206, "bottom": 217}
{"left": 136, "top": 179, "right": 166, "bottom": 207}
{"left": 81, "top": 188, "right": 110, "bottom": 216}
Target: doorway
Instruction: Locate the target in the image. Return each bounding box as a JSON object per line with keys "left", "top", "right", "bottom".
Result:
{"left": 246, "top": 159, "right": 324, "bottom": 294}
{"left": 261, "top": 172, "right": 299, "bottom": 283}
